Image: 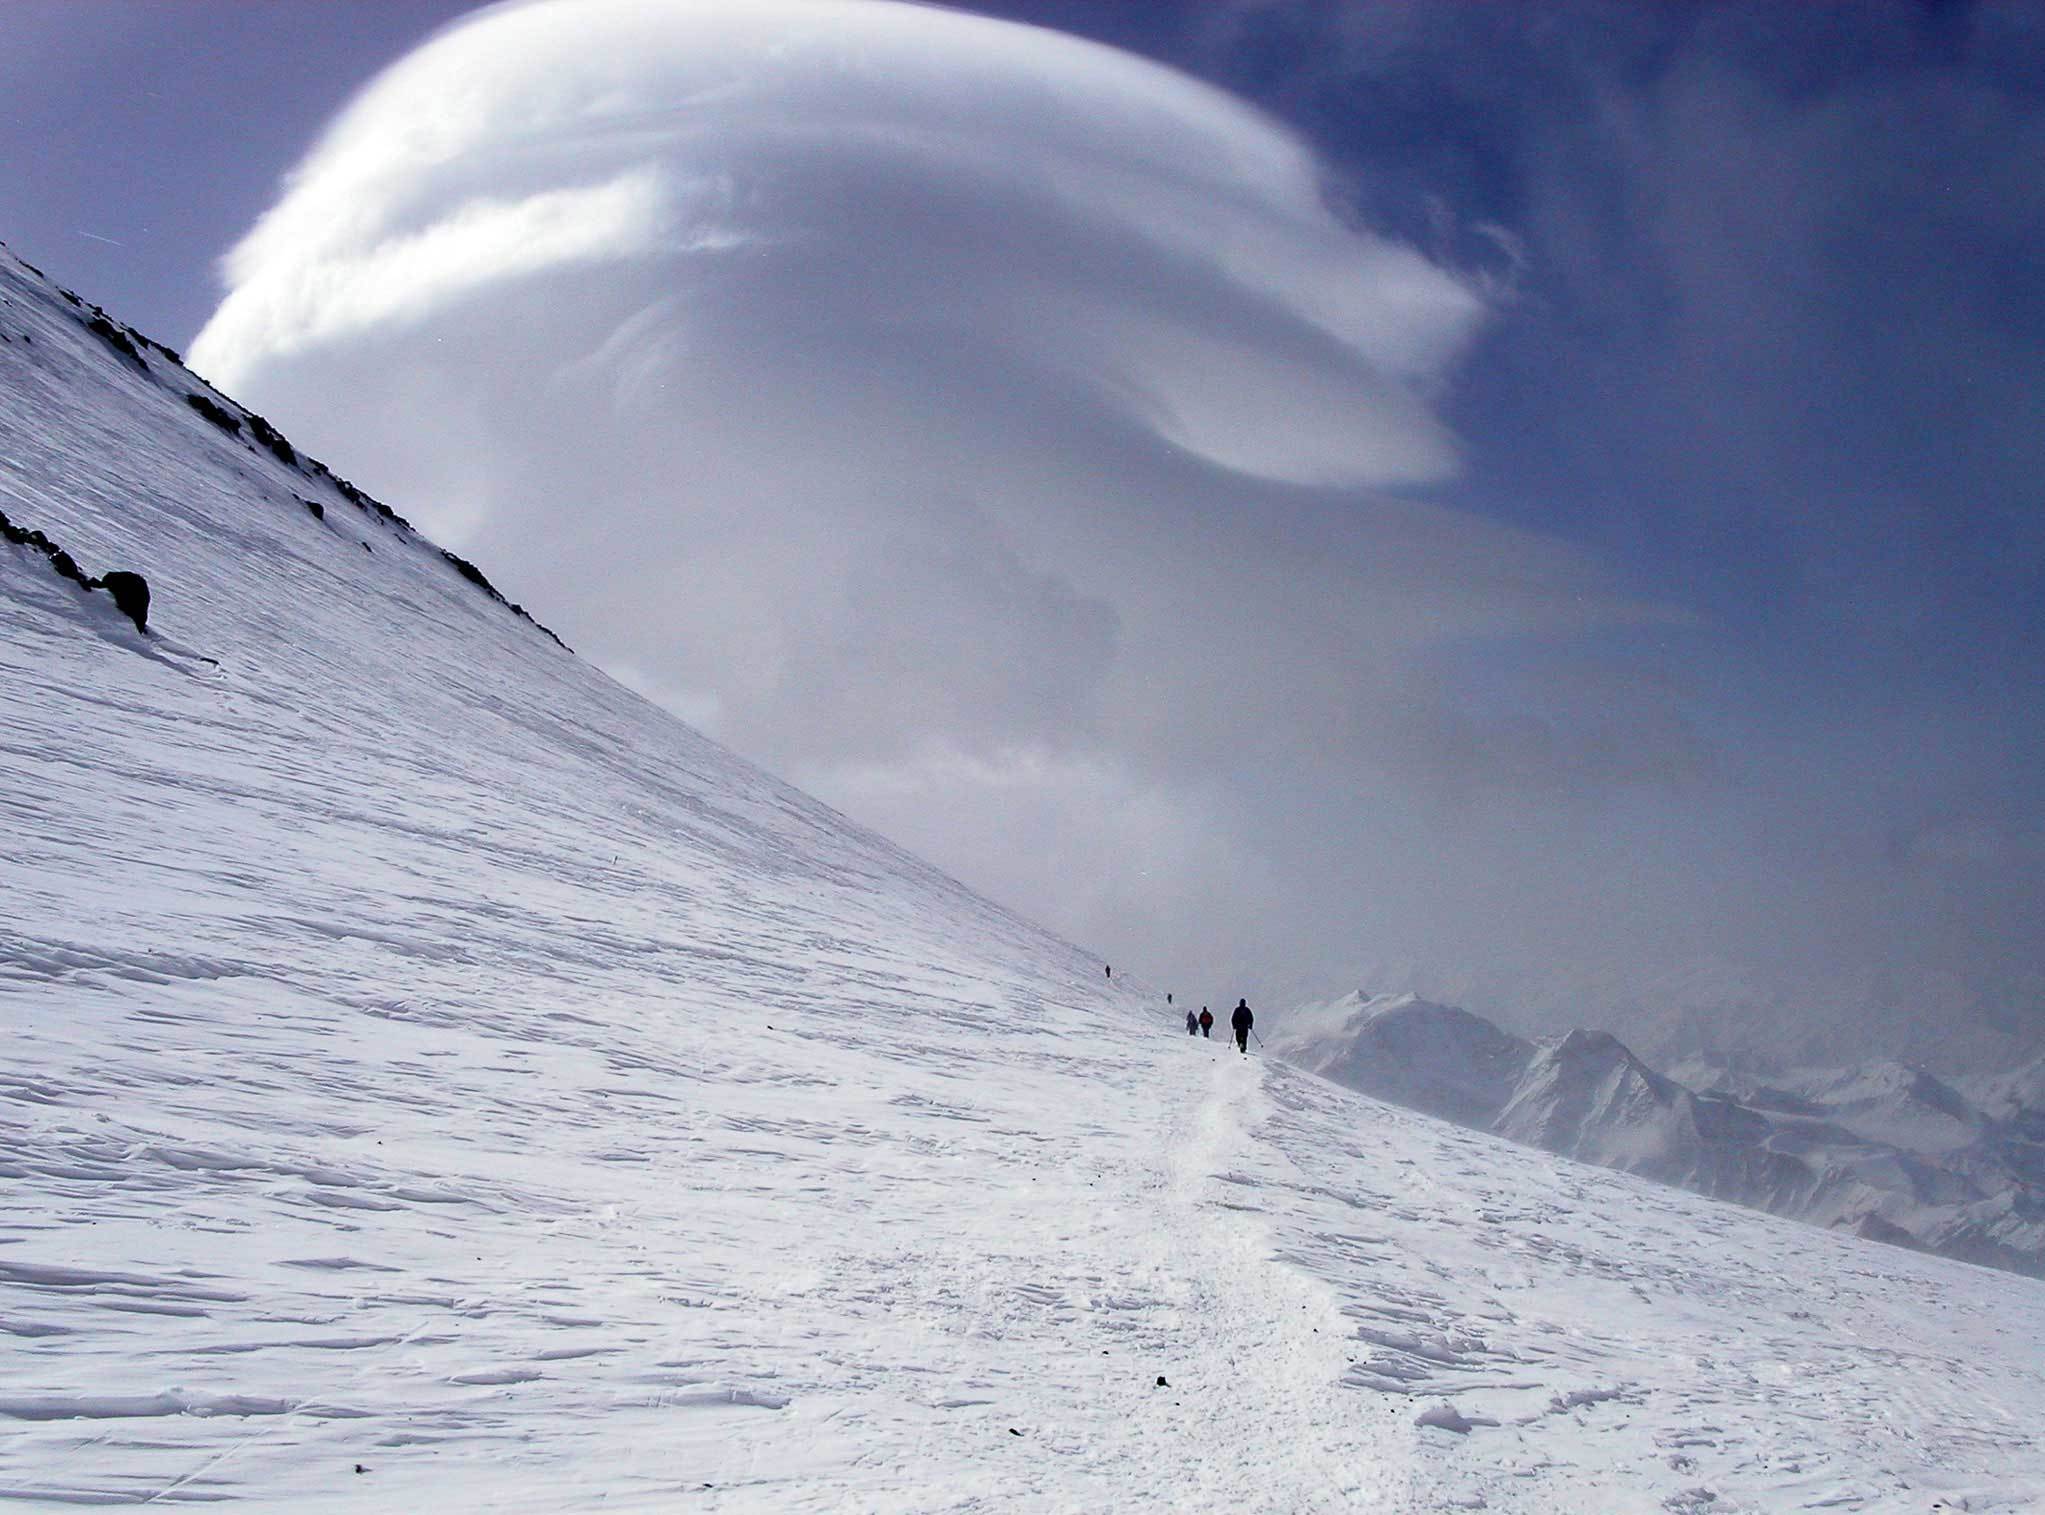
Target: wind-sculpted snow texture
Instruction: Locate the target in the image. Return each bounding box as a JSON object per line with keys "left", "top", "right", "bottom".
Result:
{"left": 1276, "top": 992, "right": 2045, "bottom": 1280}
{"left": 4, "top": 243, "right": 2044, "bottom": 1511}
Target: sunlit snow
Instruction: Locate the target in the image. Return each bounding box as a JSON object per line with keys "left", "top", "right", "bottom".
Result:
{"left": 4, "top": 244, "right": 2043, "bottom": 1511}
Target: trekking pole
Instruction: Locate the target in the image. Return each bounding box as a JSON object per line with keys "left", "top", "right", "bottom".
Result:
{"left": 1251, "top": 1028, "right": 1264, "bottom": 1048}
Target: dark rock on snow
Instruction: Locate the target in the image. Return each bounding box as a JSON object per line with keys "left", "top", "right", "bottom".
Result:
{"left": 98, "top": 570, "right": 149, "bottom": 631}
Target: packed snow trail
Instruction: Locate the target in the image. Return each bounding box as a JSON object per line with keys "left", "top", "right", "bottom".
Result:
{"left": 5, "top": 243, "right": 2045, "bottom": 1511}
{"left": 1137, "top": 1054, "right": 1413, "bottom": 1512}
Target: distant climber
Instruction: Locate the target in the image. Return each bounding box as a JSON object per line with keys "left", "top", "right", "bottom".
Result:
{"left": 1166, "top": 992, "right": 1173, "bottom": 1005}
{"left": 1105, "top": 964, "right": 1112, "bottom": 979}
{"left": 1184, "top": 1007, "right": 1198, "bottom": 1036}
{"left": 1230, "top": 999, "right": 1253, "bottom": 1054}
{"left": 1198, "top": 1006, "right": 1213, "bottom": 1039}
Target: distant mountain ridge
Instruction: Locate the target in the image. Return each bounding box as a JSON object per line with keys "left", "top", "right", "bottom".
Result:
{"left": 1272, "top": 991, "right": 2045, "bottom": 1278}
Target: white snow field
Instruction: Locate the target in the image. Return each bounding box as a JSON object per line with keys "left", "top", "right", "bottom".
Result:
{"left": 3, "top": 243, "right": 2044, "bottom": 1514}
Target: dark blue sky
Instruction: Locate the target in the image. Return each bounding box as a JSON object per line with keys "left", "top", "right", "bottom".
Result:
{"left": 6, "top": 0, "right": 2041, "bottom": 1061}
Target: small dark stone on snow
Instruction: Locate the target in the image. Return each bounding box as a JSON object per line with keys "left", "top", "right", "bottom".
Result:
{"left": 354, "top": 1463, "right": 368, "bottom": 1474}
{"left": 1156, "top": 1376, "right": 1168, "bottom": 1387}
{"left": 1008, "top": 1427, "right": 1022, "bottom": 1436}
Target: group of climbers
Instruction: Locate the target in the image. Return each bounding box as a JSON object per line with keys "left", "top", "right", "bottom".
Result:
{"left": 1107, "top": 964, "right": 1257, "bottom": 1053}
{"left": 1183, "top": 998, "right": 1254, "bottom": 1053}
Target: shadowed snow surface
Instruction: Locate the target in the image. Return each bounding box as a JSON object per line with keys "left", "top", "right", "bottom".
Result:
{"left": 4, "top": 244, "right": 2045, "bottom": 1511}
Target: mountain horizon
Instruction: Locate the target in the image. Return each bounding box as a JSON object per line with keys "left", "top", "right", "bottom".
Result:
{"left": 1270, "top": 988, "right": 2045, "bottom": 1279}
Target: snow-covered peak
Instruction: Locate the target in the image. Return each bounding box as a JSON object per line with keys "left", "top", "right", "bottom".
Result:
{"left": 1269, "top": 989, "right": 1531, "bottom": 1126}
{"left": 1499, "top": 1027, "right": 1674, "bottom": 1140}
{"left": 1786, "top": 1059, "right": 1983, "bottom": 1153}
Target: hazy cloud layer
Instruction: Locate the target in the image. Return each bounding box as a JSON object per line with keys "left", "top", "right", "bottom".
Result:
{"left": 1160, "top": 0, "right": 2045, "bottom": 1060}
{"left": 190, "top": 0, "right": 2037, "bottom": 1067}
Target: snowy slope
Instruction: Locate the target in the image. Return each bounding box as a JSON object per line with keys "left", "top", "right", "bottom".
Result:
{"left": 5, "top": 243, "right": 2045, "bottom": 1512}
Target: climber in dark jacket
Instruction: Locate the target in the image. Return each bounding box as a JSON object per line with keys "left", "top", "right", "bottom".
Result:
{"left": 1197, "top": 1006, "right": 1214, "bottom": 1038}
{"left": 1230, "top": 999, "right": 1253, "bottom": 1053}
{"left": 1184, "top": 1007, "right": 1199, "bottom": 1036}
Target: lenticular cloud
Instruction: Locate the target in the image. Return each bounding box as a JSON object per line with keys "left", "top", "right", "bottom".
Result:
{"left": 195, "top": 0, "right": 1477, "bottom": 489}
{"left": 190, "top": 0, "right": 1666, "bottom": 1001}
{"left": 190, "top": 0, "right": 1518, "bottom": 762}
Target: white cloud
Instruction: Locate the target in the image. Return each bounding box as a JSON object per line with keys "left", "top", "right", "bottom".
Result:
{"left": 194, "top": 0, "right": 1486, "bottom": 489}
{"left": 191, "top": 0, "right": 1690, "bottom": 1014}
{"left": 207, "top": 168, "right": 674, "bottom": 363}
